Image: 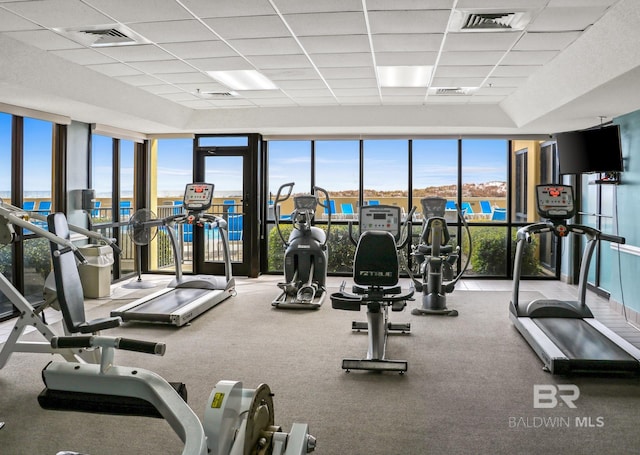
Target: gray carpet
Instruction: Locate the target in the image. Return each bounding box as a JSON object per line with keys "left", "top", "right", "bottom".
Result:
{"left": 1, "top": 281, "right": 640, "bottom": 455}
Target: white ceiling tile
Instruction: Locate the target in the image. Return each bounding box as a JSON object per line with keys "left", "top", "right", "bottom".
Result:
{"left": 128, "top": 20, "right": 215, "bottom": 44}
{"left": 276, "top": 79, "right": 327, "bottom": 90}
{"left": 228, "top": 37, "right": 301, "bottom": 56}
{"left": 501, "top": 50, "right": 559, "bottom": 65}
{"left": 98, "top": 44, "right": 174, "bottom": 62}
{"left": 434, "top": 66, "right": 493, "bottom": 78}
{"left": 438, "top": 51, "right": 504, "bottom": 66}
{"left": 0, "top": 8, "right": 38, "bottom": 31}
{"left": 372, "top": 34, "right": 443, "bottom": 53}
{"left": 514, "top": 31, "right": 582, "bottom": 51}
{"left": 232, "top": 90, "right": 289, "bottom": 99}
{"left": 139, "top": 84, "right": 183, "bottom": 95}
{"left": 2, "top": 0, "right": 113, "bottom": 28}
{"left": 83, "top": 0, "right": 193, "bottom": 23}
{"left": 382, "top": 96, "right": 427, "bottom": 105}
{"left": 425, "top": 95, "right": 471, "bottom": 104}
{"left": 161, "top": 40, "right": 237, "bottom": 60}
{"left": 275, "top": 0, "right": 362, "bottom": 14}
{"left": 320, "top": 67, "right": 375, "bottom": 79}
{"left": 326, "top": 78, "right": 378, "bottom": 89}
{"left": 51, "top": 48, "right": 117, "bottom": 65}
{"left": 311, "top": 53, "right": 373, "bottom": 68}
{"left": 547, "top": 0, "right": 618, "bottom": 6}
{"left": 528, "top": 7, "right": 609, "bottom": 32}
{"left": 367, "top": 0, "right": 454, "bottom": 10}
{"left": 253, "top": 98, "right": 298, "bottom": 106}
{"left": 368, "top": 10, "right": 451, "bottom": 34}
{"left": 381, "top": 88, "right": 426, "bottom": 96}
{"left": 485, "top": 77, "right": 529, "bottom": 87}
{"left": 284, "top": 12, "right": 367, "bottom": 36}
{"left": 298, "top": 35, "right": 370, "bottom": 54}
{"left": 175, "top": 82, "right": 228, "bottom": 92}
{"left": 431, "top": 77, "right": 485, "bottom": 87}
{"left": 456, "top": 0, "right": 549, "bottom": 8}
{"left": 475, "top": 86, "right": 516, "bottom": 96}
{"left": 186, "top": 57, "right": 254, "bottom": 71}
{"left": 204, "top": 15, "right": 289, "bottom": 39}
{"left": 443, "top": 32, "right": 521, "bottom": 52}
{"left": 332, "top": 87, "right": 379, "bottom": 97}
{"left": 281, "top": 88, "right": 334, "bottom": 97}
{"left": 295, "top": 97, "right": 339, "bottom": 105}
{"left": 159, "top": 72, "right": 214, "bottom": 84}
{"left": 248, "top": 54, "right": 312, "bottom": 69}
{"left": 4, "top": 29, "right": 83, "bottom": 50}
{"left": 178, "top": 99, "right": 217, "bottom": 108}
{"left": 262, "top": 68, "right": 321, "bottom": 80}
{"left": 180, "top": 0, "right": 275, "bottom": 18}
{"left": 115, "top": 74, "right": 165, "bottom": 86}
{"left": 206, "top": 98, "right": 257, "bottom": 107}
{"left": 375, "top": 52, "right": 438, "bottom": 66}
{"left": 492, "top": 65, "right": 541, "bottom": 77}
{"left": 160, "top": 92, "right": 201, "bottom": 102}
{"left": 86, "top": 62, "right": 142, "bottom": 77}
{"left": 128, "top": 59, "right": 195, "bottom": 74}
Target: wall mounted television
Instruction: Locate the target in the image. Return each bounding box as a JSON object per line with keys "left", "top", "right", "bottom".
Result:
{"left": 556, "top": 124, "right": 623, "bottom": 175}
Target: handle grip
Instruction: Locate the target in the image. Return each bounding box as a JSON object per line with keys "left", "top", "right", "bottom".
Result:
{"left": 600, "top": 233, "right": 625, "bottom": 244}
{"left": 52, "top": 336, "right": 166, "bottom": 356}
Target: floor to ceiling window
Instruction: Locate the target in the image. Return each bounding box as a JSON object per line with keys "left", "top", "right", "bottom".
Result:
{"left": 0, "top": 113, "right": 12, "bottom": 318}
{"left": 265, "top": 137, "right": 556, "bottom": 279}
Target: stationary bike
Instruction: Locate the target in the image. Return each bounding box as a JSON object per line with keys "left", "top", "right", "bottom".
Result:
{"left": 411, "top": 197, "right": 471, "bottom": 317}
{"left": 272, "top": 182, "right": 331, "bottom": 310}
{"left": 331, "top": 204, "right": 415, "bottom": 374}
{"left": 39, "top": 336, "right": 317, "bottom": 455}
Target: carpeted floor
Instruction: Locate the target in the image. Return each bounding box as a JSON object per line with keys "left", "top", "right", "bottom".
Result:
{"left": 1, "top": 279, "right": 640, "bottom": 454}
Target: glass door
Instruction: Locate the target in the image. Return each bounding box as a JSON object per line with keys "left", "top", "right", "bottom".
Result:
{"left": 194, "top": 135, "right": 259, "bottom": 277}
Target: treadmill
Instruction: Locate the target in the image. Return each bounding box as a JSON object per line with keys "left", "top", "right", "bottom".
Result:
{"left": 111, "top": 183, "right": 235, "bottom": 326}
{"left": 510, "top": 184, "right": 640, "bottom": 375}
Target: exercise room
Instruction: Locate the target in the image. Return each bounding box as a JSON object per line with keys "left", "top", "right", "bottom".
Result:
{"left": 2, "top": 1, "right": 640, "bottom": 454}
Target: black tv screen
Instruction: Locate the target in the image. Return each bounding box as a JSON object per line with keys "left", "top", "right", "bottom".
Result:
{"left": 556, "top": 125, "right": 623, "bottom": 175}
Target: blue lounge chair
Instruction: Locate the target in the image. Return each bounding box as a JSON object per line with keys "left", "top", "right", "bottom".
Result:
{"left": 37, "top": 201, "right": 51, "bottom": 215}
{"left": 23, "top": 201, "right": 35, "bottom": 211}
{"left": 341, "top": 203, "right": 355, "bottom": 219}
{"left": 224, "top": 200, "right": 235, "bottom": 214}
{"left": 491, "top": 207, "right": 507, "bottom": 221}
{"left": 324, "top": 200, "right": 336, "bottom": 217}
{"left": 91, "top": 200, "right": 101, "bottom": 217}
{"left": 461, "top": 202, "right": 473, "bottom": 216}
{"left": 445, "top": 200, "right": 456, "bottom": 210}
{"left": 119, "top": 200, "right": 131, "bottom": 218}
{"left": 367, "top": 200, "right": 379, "bottom": 206}
{"left": 228, "top": 214, "right": 243, "bottom": 241}
{"left": 480, "top": 200, "right": 493, "bottom": 215}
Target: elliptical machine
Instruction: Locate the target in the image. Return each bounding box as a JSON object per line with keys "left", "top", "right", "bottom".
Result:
{"left": 272, "top": 182, "right": 331, "bottom": 310}
{"left": 411, "top": 197, "right": 471, "bottom": 317}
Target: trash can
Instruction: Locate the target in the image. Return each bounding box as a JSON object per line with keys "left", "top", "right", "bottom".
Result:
{"left": 77, "top": 245, "right": 114, "bottom": 298}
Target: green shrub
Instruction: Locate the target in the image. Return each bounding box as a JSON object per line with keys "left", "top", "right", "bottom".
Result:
{"left": 0, "top": 237, "right": 52, "bottom": 279}
{"left": 468, "top": 226, "right": 539, "bottom": 276}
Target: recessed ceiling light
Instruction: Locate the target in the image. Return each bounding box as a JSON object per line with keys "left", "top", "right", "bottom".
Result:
{"left": 206, "top": 70, "right": 278, "bottom": 90}
{"left": 377, "top": 66, "right": 433, "bottom": 87}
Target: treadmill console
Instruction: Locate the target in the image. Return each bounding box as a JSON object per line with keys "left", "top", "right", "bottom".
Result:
{"left": 359, "top": 205, "right": 402, "bottom": 241}
{"left": 536, "top": 185, "right": 575, "bottom": 220}
{"left": 183, "top": 183, "right": 214, "bottom": 211}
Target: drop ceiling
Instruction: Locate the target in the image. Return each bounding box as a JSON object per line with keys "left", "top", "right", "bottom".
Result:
{"left": 0, "top": 0, "right": 639, "bottom": 136}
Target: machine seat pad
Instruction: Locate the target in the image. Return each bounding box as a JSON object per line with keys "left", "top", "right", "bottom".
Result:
{"left": 77, "top": 316, "right": 122, "bottom": 334}
{"left": 38, "top": 382, "right": 187, "bottom": 419}
{"left": 331, "top": 292, "right": 362, "bottom": 311}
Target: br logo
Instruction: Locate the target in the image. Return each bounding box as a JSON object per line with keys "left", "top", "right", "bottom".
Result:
{"left": 533, "top": 384, "right": 580, "bottom": 409}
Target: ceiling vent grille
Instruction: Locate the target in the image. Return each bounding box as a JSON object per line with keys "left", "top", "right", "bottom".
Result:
{"left": 195, "top": 90, "right": 239, "bottom": 99}
{"left": 431, "top": 87, "right": 475, "bottom": 96}
{"left": 449, "top": 10, "right": 532, "bottom": 32}
{"left": 53, "top": 25, "right": 150, "bottom": 47}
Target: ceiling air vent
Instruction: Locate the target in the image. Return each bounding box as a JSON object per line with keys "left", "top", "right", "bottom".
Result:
{"left": 195, "top": 90, "right": 240, "bottom": 99}
{"left": 449, "top": 10, "right": 532, "bottom": 32}
{"left": 53, "top": 25, "right": 150, "bottom": 47}
{"left": 430, "top": 87, "right": 476, "bottom": 96}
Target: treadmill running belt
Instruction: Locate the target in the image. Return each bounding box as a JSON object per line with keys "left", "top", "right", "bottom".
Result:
{"left": 534, "top": 318, "right": 635, "bottom": 362}
{"left": 125, "top": 288, "right": 210, "bottom": 317}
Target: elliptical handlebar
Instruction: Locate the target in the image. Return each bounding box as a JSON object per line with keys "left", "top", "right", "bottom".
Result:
{"left": 51, "top": 335, "right": 166, "bottom": 356}
{"left": 273, "top": 182, "right": 295, "bottom": 247}
{"left": 313, "top": 185, "right": 331, "bottom": 248}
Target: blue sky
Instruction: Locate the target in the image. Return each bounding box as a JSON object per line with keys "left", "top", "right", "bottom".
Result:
{"left": 0, "top": 110, "right": 508, "bottom": 197}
